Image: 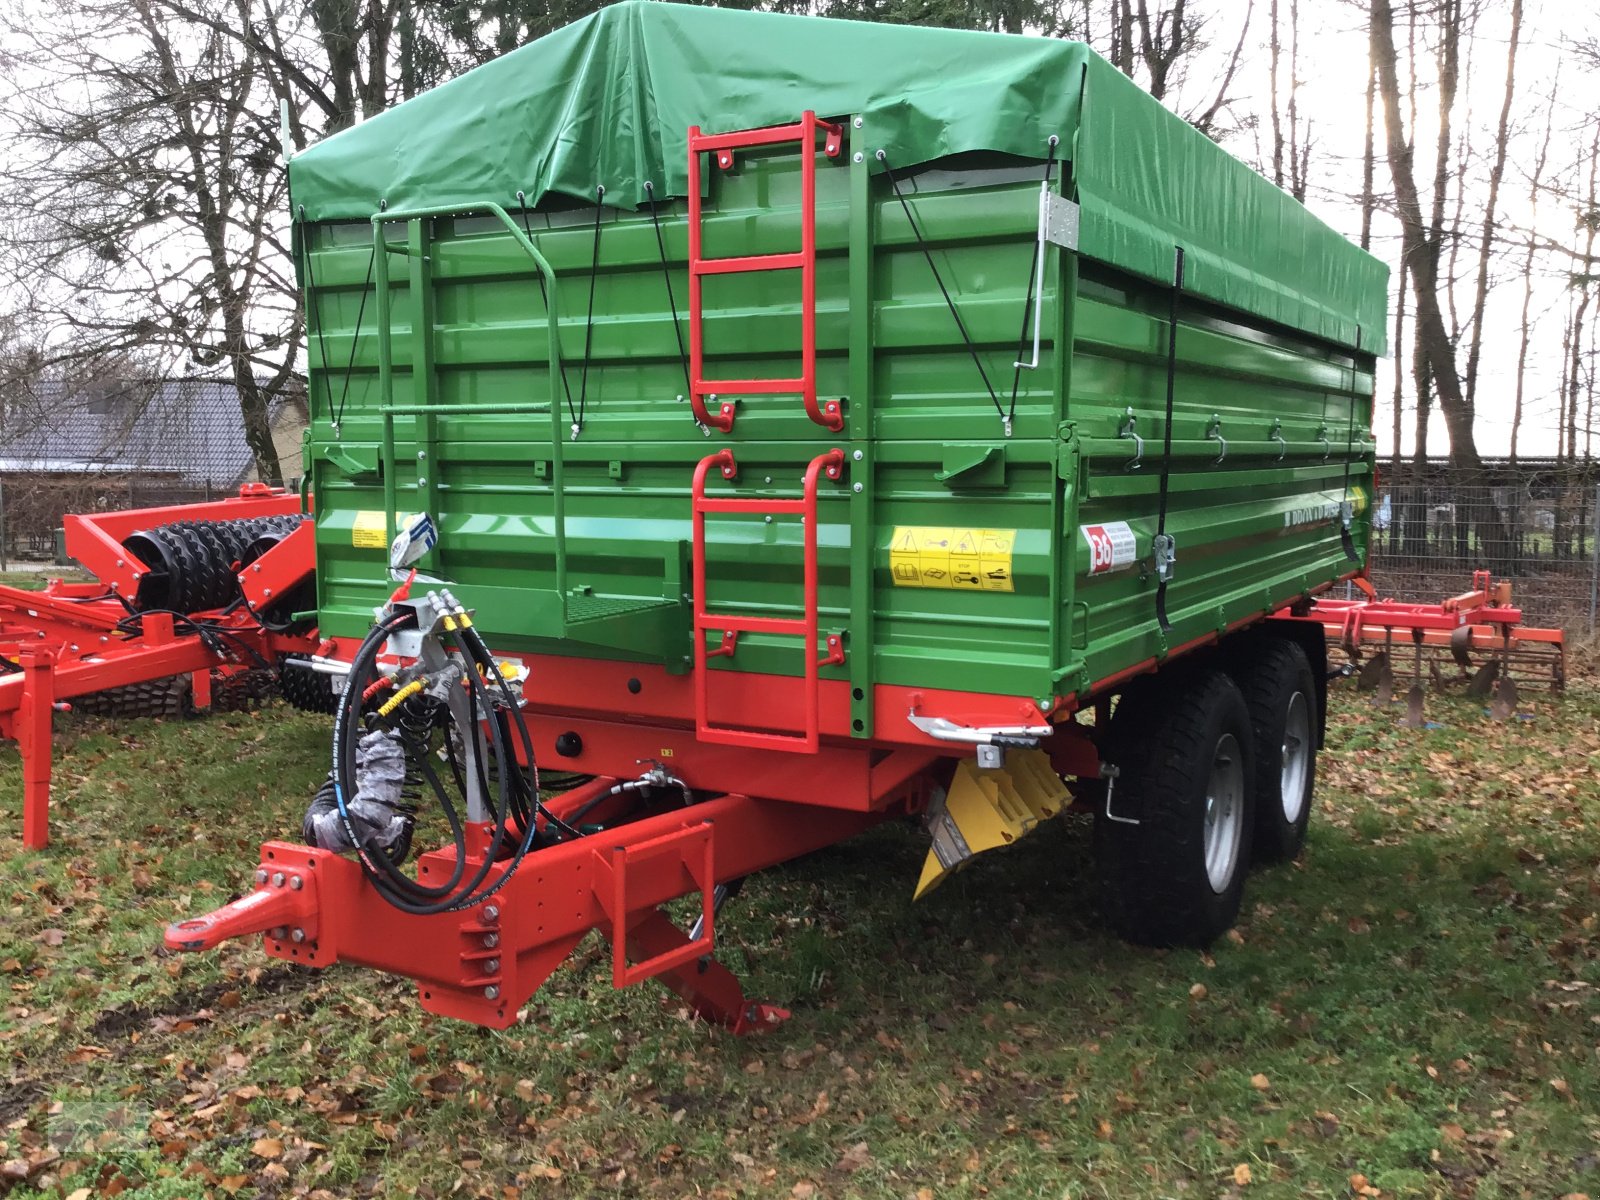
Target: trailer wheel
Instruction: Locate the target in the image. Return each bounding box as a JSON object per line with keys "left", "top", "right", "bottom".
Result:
{"left": 1231, "top": 639, "right": 1317, "bottom": 863}
{"left": 1095, "top": 670, "right": 1256, "bottom": 947}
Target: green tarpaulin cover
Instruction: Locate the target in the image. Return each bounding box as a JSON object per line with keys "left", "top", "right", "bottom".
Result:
{"left": 289, "top": 0, "right": 1388, "bottom": 353}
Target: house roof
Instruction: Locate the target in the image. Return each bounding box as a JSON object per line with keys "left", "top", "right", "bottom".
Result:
{"left": 0, "top": 379, "right": 297, "bottom": 484}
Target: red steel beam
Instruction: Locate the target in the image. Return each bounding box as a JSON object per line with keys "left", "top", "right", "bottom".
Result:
{"left": 166, "top": 783, "right": 902, "bottom": 1029}
{"left": 237, "top": 518, "right": 315, "bottom": 610}
{"left": 62, "top": 486, "right": 301, "bottom": 600}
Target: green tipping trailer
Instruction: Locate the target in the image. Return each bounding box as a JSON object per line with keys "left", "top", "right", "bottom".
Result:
{"left": 164, "top": 3, "right": 1387, "bottom": 1025}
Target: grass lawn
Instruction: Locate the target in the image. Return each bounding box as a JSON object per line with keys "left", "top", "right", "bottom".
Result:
{"left": 0, "top": 571, "right": 93, "bottom": 591}
{"left": 1, "top": 681, "right": 1597, "bottom": 1199}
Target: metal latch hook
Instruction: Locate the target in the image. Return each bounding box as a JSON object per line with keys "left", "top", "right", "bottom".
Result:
{"left": 1119, "top": 407, "right": 1143, "bottom": 471}
{"left": 1269, "top": 419, "right": 1287, "bottom": 461}
{"left": 1205, "top": 414, "right": 1227, "bottom": 464}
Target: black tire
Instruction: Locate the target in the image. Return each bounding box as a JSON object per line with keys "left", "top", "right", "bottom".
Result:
{"left": 71, "top": 675, "right": 194, "bottom": 720}
{"left": 1094, "top": 669, "right": 1256, "bottom": 948}
{"left": 278, "top": 656, "right": 339, "bottom": 714}
{"left": 1231, "top": 638, "right": 1317, "bottom": 863}
{"left": 122, "top": 515, "right": 307, "bottom": 614}
{"left": 209, "top": 667, "right": 280, "bottom": 713}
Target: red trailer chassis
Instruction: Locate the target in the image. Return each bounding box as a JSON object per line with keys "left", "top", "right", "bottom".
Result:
{"left": 0, "top": 486, "right": 320, "bottom": 848}
{"left": 158, "top": 661, "right": 1076, "bottom": 1031}
{"left": 157, "top": 609, "right": 1327, "bottom": 1033}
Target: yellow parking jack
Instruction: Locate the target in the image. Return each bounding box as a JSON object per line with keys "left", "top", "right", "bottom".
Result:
{"left": 914, "top": 749, "right": 1070, "bottom": 900}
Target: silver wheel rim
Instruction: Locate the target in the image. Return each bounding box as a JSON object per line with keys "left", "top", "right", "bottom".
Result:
{"left": 1280, "top": 691, "right": 1311, "bottom": 825}
{"left": 1204, "top": 732, "right": 1245, "bottom": 894}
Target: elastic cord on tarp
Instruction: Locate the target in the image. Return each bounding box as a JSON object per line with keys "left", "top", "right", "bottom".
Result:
{"left": 1155, "top": 245, "right": 1185, "bottom": 634}
{"left": 644, "top": 181, "right": 692, "bottom": 395}
{"left": 516, "top": 191, "right": 577, "bottom": 426}
{"left": 299, "top": 203, "right": 376, "bottom": 432}
{"left": 876, "top": 150, "right": 1005, "bottom": 430}
{"left": 575, "top": 185, "right": 605, "bottom": 434}
{"left": 1008, "top": 136, "right": 1061, "bottom": 425}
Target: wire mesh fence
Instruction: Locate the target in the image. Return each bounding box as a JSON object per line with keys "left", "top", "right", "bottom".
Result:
{"left": 0, "top": 475, "right": 220, "bottom": 567}
{"left": 1368, "top": 478, "right": 1600, "bottom": 635}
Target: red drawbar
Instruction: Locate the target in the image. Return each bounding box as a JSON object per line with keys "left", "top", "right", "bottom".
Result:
{"left": 686, "top": 110, "right": 845, "bottom": 433}
{"left": 167, "top": 781, "right": 910, "bottom": 1031}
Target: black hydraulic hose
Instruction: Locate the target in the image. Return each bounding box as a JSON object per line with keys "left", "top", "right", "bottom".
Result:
{"left": 328, "top": 597, "right": 587, "bottom": 913}
{"left": 332, "top": 611, "right": 538, "bottom": 913}
{"left": 330, "top": 612, "right": 472, "bottom": 907}
{"left": 440, "top": 628, "right": 535, "bottom": 892}
{"left": 454, "top": 617, "right": 580, "bottom": 841}
{"left": 330, "top": 613, "right": 479, "bottom": 908}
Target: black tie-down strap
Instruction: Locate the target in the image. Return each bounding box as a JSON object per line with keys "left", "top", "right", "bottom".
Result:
{"left": 1154, "top": 246, "right": 1185, "bottom": 633}
{"left": 1337, "top": 326, "right": 1364, "bottom": 564}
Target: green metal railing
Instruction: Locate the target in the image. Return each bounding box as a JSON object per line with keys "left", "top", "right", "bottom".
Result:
{"left": 370, "top": 202, "right": 571, "bottom": 605}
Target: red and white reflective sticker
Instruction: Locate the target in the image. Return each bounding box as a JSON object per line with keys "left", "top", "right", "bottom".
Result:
{"left": 1080, "top": 521, "right": 1138, "bottom": 575}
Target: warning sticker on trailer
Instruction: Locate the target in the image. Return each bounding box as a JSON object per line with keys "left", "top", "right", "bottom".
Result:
{"left": 890, "top": 526, "right": 1015, "bottom": 592}
{"left": 1080, "top": 521, "right": 1138, "bottom": 575}
{"left": 351, "top": 510, "right": 421, "bottom": 550}
{"left": 351, "top": 511, "right": 388, "bottom": 549}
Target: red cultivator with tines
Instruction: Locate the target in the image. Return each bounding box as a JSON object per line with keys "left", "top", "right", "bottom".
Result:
{"left": 0, "top": 485, "right": 322, "bottom": 847}
{"left": 1303, "top": 571, "right": 1565, "bottom": 725}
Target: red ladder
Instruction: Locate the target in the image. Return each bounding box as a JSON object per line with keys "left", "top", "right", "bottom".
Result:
{"left": 687, "top": 111, "right": 844, "bottom": 433}
{"left": 691, "top": 448, "right": 846, "bottom": 752}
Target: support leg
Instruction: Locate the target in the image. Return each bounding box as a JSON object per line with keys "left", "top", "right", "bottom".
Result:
{"left": 192, "top": 667, "right": 213, "bottom": 711}
{"left": 18, "top": 650, "right": 56, "bottom": 850}
{"left": 624, "top": 908, "right": 789, "bottom": 1034}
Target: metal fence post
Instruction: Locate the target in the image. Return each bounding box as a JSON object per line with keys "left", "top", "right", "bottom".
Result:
{"left": 0, "top": 475, "right": 8, "bottom": 573}
{"left": 1590, "top": 481, "right": 1599, "bottom": 636}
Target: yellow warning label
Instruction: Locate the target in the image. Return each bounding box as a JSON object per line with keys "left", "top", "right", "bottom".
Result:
{"left": 351, "top": 511, "right": 419, "bottom": 550}
{"left": 890, "top": 526, "right": 1015, "bottom": 592}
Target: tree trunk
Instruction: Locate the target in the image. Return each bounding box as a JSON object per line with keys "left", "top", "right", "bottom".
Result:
{"left": 1391, "top": 257, "right": 1406, "bottom": 472}
{"left": 1371, "top": 0, "right": 1482, "bottom": 473}
{"left": 1360, "top": 23, "right": 1376, "bottom": 251}
{"left": 1269, "top": 0, "right": 1283, "bottom": 187}
{"left": 1567, "top": 126, "right": 1600, "bottom": 473}
{"left": 134, "top": 0, "right": 286, "bottom": 484}
{"left": 1463, "top": 0, "right": 1521, "bottom": 412}
{"left": 1510, "top": 68, "right": 1557, "bottom": 465}
{"left": 1109, "top": 0, "right": 1135, "bottom": 75}
{"left": 1286, "top": 0, "right": 1307, "bottom": 202}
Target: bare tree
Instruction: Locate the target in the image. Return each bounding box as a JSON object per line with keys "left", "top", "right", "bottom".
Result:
{"left": 1360, "top": 23, "right": 1375, "bottom": 250}
{"left": 1508, "top": 68, "right": 1556, "bottom": 463}
{"left": 1269, "top": 0, "right": 1283, "bottom": 184}
{"left": 1284, "top": 0, "right": 1310, "bottom": 201}
{"left": 0, "top": 0, "right": 307, "bottom": 481}
{"left": 1562, "top": 125, "right": 1600, "bottom": 467}
{"left": 1461, "top": 0, "right": 1520, "bottom": 414}
{"left": 0, "top": 0, "right": 472, "bottom": 483}
{"left": 1371, "top": 0, "right": 1484, "bottom": 471}
{"left": 1101, "top": 0, "right": 1254, "bottom": 139}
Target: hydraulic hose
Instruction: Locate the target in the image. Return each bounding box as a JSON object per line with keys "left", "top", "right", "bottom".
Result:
{"left": 328, "top": 601, "right": 545, "bottom": 913}
{"left": 324, "top": 590, "right": 680, "bottom": 915}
